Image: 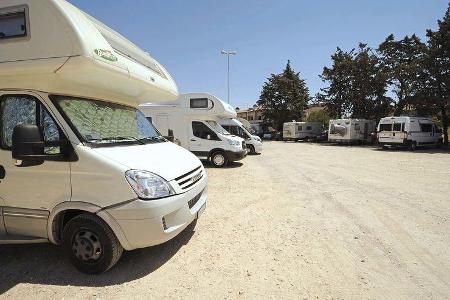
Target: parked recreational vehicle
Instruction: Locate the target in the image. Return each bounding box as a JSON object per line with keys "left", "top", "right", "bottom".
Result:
{"left": 328, "top": 119, "right": 376, "bottom": 144}
{"left": 140, "top": 93, "right": 247, "bottom": 167}
{"left": 0, "top": 0, "right": 207, "bottom": 274}
{"left": 283, "top": 121, "right": 323, "bottom": 141}
{"left": 219, "top": 118, "right": 263, "bottom": 154}
{"left": 377, "top": 116, "right": 443, "bottom": 150}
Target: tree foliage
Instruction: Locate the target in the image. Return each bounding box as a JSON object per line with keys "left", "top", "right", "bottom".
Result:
{"left": 258, "top": 61, "right": 310, "bottom": 131}
{"left": 306, "top": 109, "right": 331, "bottom": 127}
{"left": 318, "top": 44, "right": 390, "bottom": 120}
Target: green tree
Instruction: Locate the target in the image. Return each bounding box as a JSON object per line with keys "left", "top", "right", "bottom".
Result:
{"left": 378, "top": 34, "right": 428, "bottom": 115}
{"left": 424, "top": 4, "right": 450, "bottom": 145}
{"left": 306, "top": 109, "right": 331, "bottom": 127}
{"left": 318, "top": 44, "right": 390, "bottom": 120}
{"left": 258, "top": 61, "right": 310, "bottom": 131}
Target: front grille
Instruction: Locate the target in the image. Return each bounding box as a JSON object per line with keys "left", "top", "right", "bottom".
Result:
{"left": 188, "top": 190, "right": 203, "bottom": 209}
{"left": 175, "top": 166, "right": 203, "bottom": 190}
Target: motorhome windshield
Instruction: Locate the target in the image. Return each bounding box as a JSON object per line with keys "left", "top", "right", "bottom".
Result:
{"left": 206, "top": 120, "right": 230, "bottom": 135}
{"left": 54, "top": 96, "right": 163, "bottom": 145}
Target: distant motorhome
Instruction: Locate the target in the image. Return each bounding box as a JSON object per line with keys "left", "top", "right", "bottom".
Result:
{"left": 219, "top": 118, "right": 263, "bottom": 154}
{"left": 140, "top": 93, "right": 247, "bottom": 167}
{"left": 328, "top": 119, "right": 376, "bottom": 144}
{"left": 283, "top": 121, "right": 323, "bottom": 142}
{"left": 377, "top": 116, "right": 443, "bottom": 150}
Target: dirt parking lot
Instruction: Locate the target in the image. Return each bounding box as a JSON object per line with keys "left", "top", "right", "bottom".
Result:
{"left": 1, "top": 142, "right": 450, "bottom": 299}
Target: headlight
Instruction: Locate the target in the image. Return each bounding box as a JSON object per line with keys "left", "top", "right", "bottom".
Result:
{"left": 125, "top": 170, "right": 175, "bottom": 200}
{"left": 227, "top": 139, "right": 241, "bottom": 147}
{"left": 254, "top": 136, "right": 261, "bottom": 142}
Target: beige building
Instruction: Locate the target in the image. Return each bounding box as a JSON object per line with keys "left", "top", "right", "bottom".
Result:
{"left": 236, "top": 106, "right": 264, "bottom": 123}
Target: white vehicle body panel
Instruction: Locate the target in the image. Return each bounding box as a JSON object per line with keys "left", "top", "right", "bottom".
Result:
{"left": 283, "top": 121, "right": 323, "bottom": 140}
{"left": 377, "top": 116, "right": 442, "bottom": 148}
{"left": 140, "top": 93, "right": 247, "bottom": 161}
{"left": 328, "top": 119, "right": 376, "bottom": 143}
{"left": 0, "top": 0, "right": 207, "bottom": 251}
{"left": 219, "top": 118, "right": 263, "bottom": 153}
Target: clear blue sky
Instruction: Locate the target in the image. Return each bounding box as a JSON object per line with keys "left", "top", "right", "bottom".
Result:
{"left": 69, "top": 0, "right": 448, "bottom": 109}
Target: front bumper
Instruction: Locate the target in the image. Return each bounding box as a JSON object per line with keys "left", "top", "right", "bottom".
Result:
{"left": 226, "top": 149, "right": 247, "bottom": 161}
{"left": 254, "top": 143, "right": 263, "bottom": 153}
{"left": 104, "top": 175, "right": 208, "bottom": 250}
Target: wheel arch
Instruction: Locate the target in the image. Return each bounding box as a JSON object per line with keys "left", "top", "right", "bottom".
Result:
{"left": 48, "top": 202, "right": 132, "bottom": 250}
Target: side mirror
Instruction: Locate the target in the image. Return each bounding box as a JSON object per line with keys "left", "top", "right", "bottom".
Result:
{"left": 12, "top": 124, "right": 45, "bottom": 166}
{"left": 206, "top": 134, "right": 211, "bottom": 140}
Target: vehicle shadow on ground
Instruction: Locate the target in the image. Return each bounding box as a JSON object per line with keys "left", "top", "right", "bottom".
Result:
{"left": 0, "top": 221, "right": 197, "bottom": 294}
{"left": 202, "top": 161, "right": 244, "bottom": 169}
{"left": 371, "top": 147, "right": 450, "bottom": 154}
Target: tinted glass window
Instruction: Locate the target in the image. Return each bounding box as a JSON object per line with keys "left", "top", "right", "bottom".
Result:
{"left": 379, "top": 124, "right": 392, "bottom": 131}
{"left": 190, "top": 98, "right": 208, "bottom": 109}
{"left": 192, "top": 121, "right": 217, "bottom": 140}
{"left": 0, "top": 10, "right": 27, "bottom": 40}
{"left": 420, "top": 123, "right": 433, "bottom": 133}
{"left": 306, "top": 126, "right": 312, "bottom": 131}
{"left": 1, "top": 95, "right": 61, "bottom": 153}
{"left": 297, "top": 125, "right": 302, "bottom": 131}
{"left": 393, "top": 123, "right": 403, "bottom": 131}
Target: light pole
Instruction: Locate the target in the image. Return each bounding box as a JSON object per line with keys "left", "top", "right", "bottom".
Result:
{"left": 221, "top": 50, "right": 237, "bottom": 103}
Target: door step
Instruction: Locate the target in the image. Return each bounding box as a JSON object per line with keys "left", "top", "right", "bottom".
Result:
{"left": 0, "top": 234, "right": 48, "bottom": 244}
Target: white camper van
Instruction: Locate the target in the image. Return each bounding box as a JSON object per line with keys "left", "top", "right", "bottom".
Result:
{"left": 377, "top": 116, "right": 443, "bottom": 150}
{"left": 0, "top": 0, "right": 207, "bottom": 274}
{"left": 140, "top": 93, "right": 247, "bottom": 167}
{"left": 328, "top": 119, "right": 376, "bottom": 144}
{"left": 219, "top": 118, "right": 263, "bottom": 154}
{"left": 283, "top": 121, "right": 323, "bottom": 141}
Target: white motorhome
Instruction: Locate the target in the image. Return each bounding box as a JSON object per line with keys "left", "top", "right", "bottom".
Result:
{"left": 377, "top": 116, "right": 443, "bottom": 150}
{"left": 282, "top": 121, "right": 323, "bottom": 141}
{"left": 219, "top": 118, "right": 263, "bottom": 154}
{"left": 140, "top": 93, "right": 247, "bottom": 167}
{"left": 328, "top": 119, "right": 376, "bottom": 144}
{"left": 0, "top": 0, "right": 207, "bottom": 274}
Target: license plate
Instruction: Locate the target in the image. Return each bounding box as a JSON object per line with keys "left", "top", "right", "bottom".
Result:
{"left": 197, "top": 203, "right": 206, "bottom": 218}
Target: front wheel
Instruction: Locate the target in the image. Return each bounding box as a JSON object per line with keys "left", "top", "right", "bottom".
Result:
{"left": 63, "top": 214, "right": 123, "bottom": 274}
{"left": 210, "top": 151, "right": 228, "bottom": 168}
{"left": 248, "top": 145, "right": 256, "bottom": 154}
{"left": 408, "top": 141, "right": 417, "bottom": 151}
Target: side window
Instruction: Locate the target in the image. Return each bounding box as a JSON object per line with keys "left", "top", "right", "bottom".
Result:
{"left": 192, "top": 121, "right": 218, "bottom": 140}
{"left": 297, "top": 125, "right": 302, "bottom": 131}
{"left": 0, "top": 95, "right": 62, "bottom": 154}
{"left": 190, "top": 98, "right": 208, "bottom": 109}
{"left": 420, "top": 123, "right": 433, "bottom": 133}
{"left": 0, "top": 8, "right": 28, "bottom": 40}
{"left": 306, "top": 126, "right": 312, "bottom": 131}
{"left": 1, "top": 96, "right": 36, "bottom": 149}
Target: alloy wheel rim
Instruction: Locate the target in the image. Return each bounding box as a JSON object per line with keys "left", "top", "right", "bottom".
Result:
{"left": 213, "top": 154, "right": 225, "bottom": 166}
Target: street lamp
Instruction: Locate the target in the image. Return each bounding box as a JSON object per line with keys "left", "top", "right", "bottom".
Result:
{"left": 221, "top": 50, "right": 237, "bottom": 103}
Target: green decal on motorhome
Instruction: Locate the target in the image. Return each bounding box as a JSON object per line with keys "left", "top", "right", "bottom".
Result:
{"left": 94, "top": 49, "right": 118, "bottom": 62}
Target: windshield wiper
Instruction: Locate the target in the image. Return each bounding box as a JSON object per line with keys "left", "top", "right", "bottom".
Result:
{"left": 94, "top": 136, "right": 146, "bottom": 145}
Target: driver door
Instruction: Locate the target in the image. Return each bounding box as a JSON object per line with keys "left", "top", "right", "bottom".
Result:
{"left": 0, "top": 92, "right": 71, "bottom": 239}
{"left": 189, "top": 120, "right": 219, "bottom": 157}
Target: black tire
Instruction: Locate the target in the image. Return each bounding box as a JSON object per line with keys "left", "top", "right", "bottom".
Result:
{"left": 437, "top": 139, "right": 443, "bottom": 148}
{"left": 408, "top": 141, "right": 417, "bottom": 151}
{"left": 62, "top": 213, "right": 123, "bottom": 274}
{"left": 210, "top": 151, "right": 228, "bottom": 168}
{"left": 248, "top": 145, "right": 256, "bottom": 154}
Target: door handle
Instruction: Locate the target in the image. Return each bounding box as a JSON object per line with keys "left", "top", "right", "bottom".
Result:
{"left": 0, "top": 165, "right": 5, "bottom": 180}
{"left": 190, "top": 139, "right": 197, "bottom": 142}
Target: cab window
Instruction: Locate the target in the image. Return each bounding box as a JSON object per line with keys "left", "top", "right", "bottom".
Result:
{"left": 379, "top": 124, "right": 392, "bottom": 131}
{"left": 192, "top": 121, "right": 218, "bottom": 140}
{"left": 0, "top": 95, "right": 62, "bottom": 154}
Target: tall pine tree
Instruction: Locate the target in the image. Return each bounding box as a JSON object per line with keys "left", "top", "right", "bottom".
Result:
{"left": 425, "top": 3, "right": 450, "bottom": 145}
{"left": 258, "top": 61, "right": 309, "bottom": 131}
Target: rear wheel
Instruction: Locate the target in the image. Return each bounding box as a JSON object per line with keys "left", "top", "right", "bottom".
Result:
{"left": 408, "top": 141, "right": 417, "bottom": 151}
{"left": 63, "top": 213, "right": 123, "bottom": 274}
{"left": 210, "top": 151, "right": 228, "bottom": 168}
{"left": 248, "top": 145, "right": 256, "bottom": 154}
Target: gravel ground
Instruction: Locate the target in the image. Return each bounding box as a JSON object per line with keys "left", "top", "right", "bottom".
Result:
{"left": 1, "top": 141, "right": 450, "bottom": 299}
